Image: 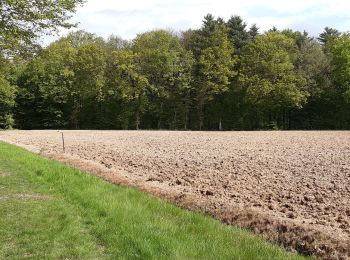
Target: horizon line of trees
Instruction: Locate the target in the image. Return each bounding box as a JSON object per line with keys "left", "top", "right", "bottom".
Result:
{"left": 1, "top": 14, "right": 350, "bottom": 130}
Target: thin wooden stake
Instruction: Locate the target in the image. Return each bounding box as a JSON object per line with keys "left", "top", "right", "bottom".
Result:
{"left": 61, "top": 132, "right": 65, "bottom": 153}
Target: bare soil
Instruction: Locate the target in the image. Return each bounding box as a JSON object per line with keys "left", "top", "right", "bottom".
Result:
{"left": 1, "top": 130, "right": 349, "bottom": 259}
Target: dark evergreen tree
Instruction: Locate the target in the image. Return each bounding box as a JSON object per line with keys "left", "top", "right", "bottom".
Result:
{"left": 226, "top": 15, "right": 249, "bottom": 54}
{"left": 318, "top": 27, "right": 341, "bottom": 45}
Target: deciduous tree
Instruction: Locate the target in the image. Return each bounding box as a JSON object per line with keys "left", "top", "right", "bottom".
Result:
{"left": 239, "top": 32, "right": 307, "bottom": 128}
{"left": 132, "top": 30, "right": 193, "bottom": 129}
{"left": 0, "top": 0, "right": 84, "bottom": 56}
{"left": 109, "top": 50, "right": 149, "bottom": 129}
{"left": 190, "top": 15, "right": 237, "bottom": 129}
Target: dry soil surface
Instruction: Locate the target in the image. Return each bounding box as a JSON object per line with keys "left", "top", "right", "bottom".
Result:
{"left": 1, "top": 130, "right": 349, "bottom": 259}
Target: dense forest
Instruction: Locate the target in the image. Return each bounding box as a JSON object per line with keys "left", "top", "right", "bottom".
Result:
{"left": 1, "top": 4, "right": 350, "bottom": 130}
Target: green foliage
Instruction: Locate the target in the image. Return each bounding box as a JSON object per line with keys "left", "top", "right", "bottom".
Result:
{"left": 133, "top": 30, "right": 194, "bottom": 129}
{"left": 109, "top": 50, "right": 149, "bottom": 129}
{"left": 0, "top": 0, "right": 85, "bottom": 56}
{"left": 0, "top": 0, "right": 83, "bottom": 128}
{"left": 318, "top": 27, "right": 341, "bottom": 45}
{"left": 16, "top": 38, "right": 77, "bottom": 128}
{"left": 197, "top": 27, "right": 236, "bottom": 97}
{"left": 0, "top": 142, "right": 307, "bottom": 259}
{"left": 105, "top": 35, "right": 131, "bottom": 53}
{"left": 189, "top": 16, "right": 237, "bottom": 129}
{"left": 248, "top": 24, "right": 259, "bottom": 40}
{"left": 330, "top": 34, "right": 350, "bottom": 99}
{"left": 0, "top": 76, "right": 16, "bottom": 129}
{"left": 132, "top": 30, "right": 185, "bottom": 100}
{"left": 5, "top": 14, "right": 350, "bottom": 130}
{"left": 239, "top": 32, "right": 308, "bottom": 128}
{"left": 226, "top": 15, "right": 250, "bottom": 54}
{"left": 73, "top": 41, "right": 107, "bottom": 128}
{"left": 15, "top": 31, "right": 111, "bottom": 129}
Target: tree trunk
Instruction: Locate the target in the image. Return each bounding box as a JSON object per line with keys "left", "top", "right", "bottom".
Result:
{"left": 198, "top": 99, "right": 204, "bottom": 130}
{"left": 158, "top": 102, "right": 163, "bottom": 130}
{"left": 135, "top": 111, "right": 140, "bottom": 130}
{"left": 71, "top": 97, "right": 80, "bottom": 130}
{"left": 288, "top": 110, "right": 292, "bottom": 129}
{"left": 173, "top": 108, "right": 177, "bottom": 130}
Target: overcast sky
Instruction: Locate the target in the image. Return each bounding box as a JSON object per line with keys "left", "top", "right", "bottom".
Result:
{"left": 45, "top": 0, "right": 350, "bottom": 43}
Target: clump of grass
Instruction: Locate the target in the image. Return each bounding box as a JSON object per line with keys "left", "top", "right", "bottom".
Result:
{"left": 0, "top": 142, "right": 308, "bottom": 259}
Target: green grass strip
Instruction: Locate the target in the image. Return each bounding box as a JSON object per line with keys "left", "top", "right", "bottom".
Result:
{"left": 0, "top": 141, "right": 308, "bottom": 259}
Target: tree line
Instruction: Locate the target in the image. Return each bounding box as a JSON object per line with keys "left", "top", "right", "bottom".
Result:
{"left": 1, "top": 12, "right": 350, "bottom": 130}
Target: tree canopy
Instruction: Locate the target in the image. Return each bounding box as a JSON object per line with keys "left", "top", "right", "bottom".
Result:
{"left": 239, "top": 32, "right": 307, "bottom": 128}
{"left": 0, "top": 0, "right": 84, "bottom": 56}
{"left": 1, "top": 12, "right": 350, "bottom": 130}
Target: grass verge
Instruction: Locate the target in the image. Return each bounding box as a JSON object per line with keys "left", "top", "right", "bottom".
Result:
{"left": 0, "top": 142, "right": 307, "bottom": 259}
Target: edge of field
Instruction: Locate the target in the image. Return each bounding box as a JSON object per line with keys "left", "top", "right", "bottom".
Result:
{"left": 1, "top": 136, "right": 349, "bottom": 259}
{"left": 46, "top": 152, "right": 349, "bottom": 260}
{"left": 0, "top": 141, "right": 306, "bottom": 259}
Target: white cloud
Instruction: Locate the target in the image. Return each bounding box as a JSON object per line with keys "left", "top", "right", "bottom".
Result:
{"left": 52, "top": 0, "right": 350, "bottom": 41}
